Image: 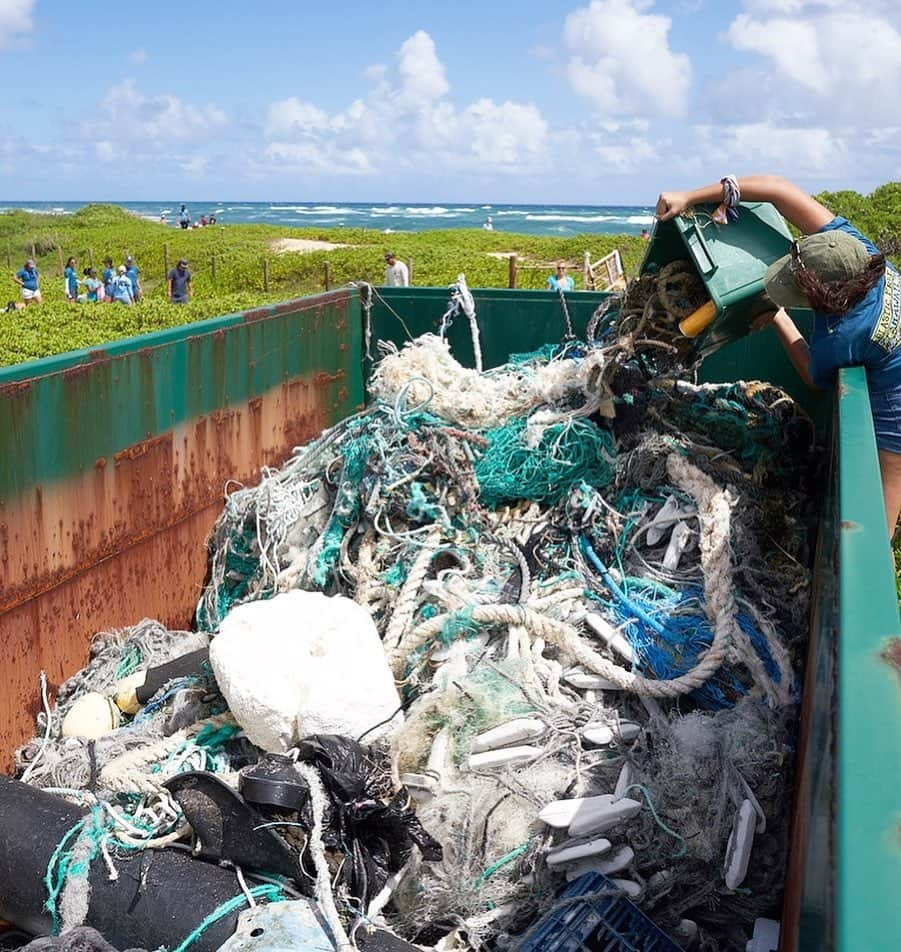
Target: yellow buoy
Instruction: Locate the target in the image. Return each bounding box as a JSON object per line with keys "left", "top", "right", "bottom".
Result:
{"left": 678, "top": 300, "right": 718, "bottom": 338}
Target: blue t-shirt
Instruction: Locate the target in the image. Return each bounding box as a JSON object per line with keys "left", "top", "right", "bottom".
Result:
{"left": 64, "top": 266, "right": 78, "bottom": 296}
{"left": 807, "top": 217, "right": 901, "bottom": 395}
{"left": 102, "top": 267, "right": 115, "bottom": 294}
{"left": 111, "top": 274, "right": 134, "bottom": 303}
{"left": 547, "top": 274, "right": 575, "bottom": 292}
{"left": 126, "top": 264, "right": 140, "bottom": 296}
{"left": 16, "top": 267, "right": 39, "bottom": 291}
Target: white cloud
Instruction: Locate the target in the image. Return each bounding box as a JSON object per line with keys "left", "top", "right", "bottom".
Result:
{"left": 693, "top": 121, "right": 843, "bottom": 170}
{"left": 397, "top": 30, "right": 449, "bottom": 105}
{"left": 725, "top": 2, "right": 901, "bottom": 115}
{"left": 266, "top": 98, "right": 331, "bottom": 137}
{"left": 563, "top": 0, "right": 691, "bottom": 117}
{"left": 128, "top": 49, "right": 148, "bottom": 64}
{"left": 260, "top": 30, "right": 548, "bottom": 178}
{"left": 0, "top": 0, "right": 34, "bottom": 48}
{"left": 96, "top": 80, "right": 228, "bottom": 143}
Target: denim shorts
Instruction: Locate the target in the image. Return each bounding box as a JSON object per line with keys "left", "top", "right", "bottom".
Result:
{"left": 869, "top": 387, "right": 901, "bottom": 454}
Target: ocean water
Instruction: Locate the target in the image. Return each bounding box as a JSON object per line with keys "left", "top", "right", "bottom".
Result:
{"left": 0, "top": 201, "right": 656, "bottom": 237}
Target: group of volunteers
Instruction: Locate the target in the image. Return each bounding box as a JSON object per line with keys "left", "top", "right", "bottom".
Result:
{"left": 11, "top": 255, "right": 193, "bottom": 306}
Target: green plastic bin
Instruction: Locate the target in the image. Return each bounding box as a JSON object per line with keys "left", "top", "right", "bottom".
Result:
{"left": 642, "top": 201, "right": 793, "bottom": 358}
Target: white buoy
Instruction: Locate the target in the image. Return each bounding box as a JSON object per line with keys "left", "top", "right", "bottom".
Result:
{"left": 539, "top": 793, "right": 630, "bottom": 829}
{"left": 563, "top": 669, "right": 620, "bottom": 691}
{"left": 467, "top": 745, "right": 541, "bottom": 771}
{"left": 585, "top": 613, "right": 635, "bottom": 663}
{"left": 61, "top": 692, "right": 121, "bottom": 739}
{"left": 611, "top": 878, "right": 642, "bottom": 899}
{"left": 546, "top": 836, "right": 612, "bottom": 867}
{"left": 613, "top": 762, "right": 635, "bottom": 800}
{"left": 564, "top": 845, "right": 634, "bottom": 880}
{"left": 724, "top": 799, "right": 756, "bottom": 889}
{"left": 581, "top": 721, "right": 641, "bottom": 747}
{"left": 568, "top": 794, "right": 642, "bottom": 838}
{"left": 663, "top": 520, "right": 693, "bottom": 571}
{"left": 471, "top": 718, "right": 546, "bottom": 753}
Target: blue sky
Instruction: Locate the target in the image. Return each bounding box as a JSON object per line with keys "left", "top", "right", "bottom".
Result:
{"left": 0, "top": 0, "right": 898, "bottom": 203}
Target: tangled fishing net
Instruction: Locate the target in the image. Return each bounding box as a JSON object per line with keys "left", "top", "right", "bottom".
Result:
{"left": 14, "top": 272, "right": 824, "bottom": 952}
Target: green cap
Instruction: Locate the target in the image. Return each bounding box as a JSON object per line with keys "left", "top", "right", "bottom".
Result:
{"left": 764, "top": 230, "right": 872, "bottom": 309}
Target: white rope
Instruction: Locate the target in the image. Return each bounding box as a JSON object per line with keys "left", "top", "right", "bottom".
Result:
{"left": 21, "top": 671, "right": 52, "bottom": 783}
{"left": 295, "top": 763, "right": 354, "bottom": 951}
{"left": 393, "top": 454, "right": 740, "bottom": 700}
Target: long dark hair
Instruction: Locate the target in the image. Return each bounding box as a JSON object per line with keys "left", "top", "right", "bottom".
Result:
{"left": 793, "top": 252, "right": 886, "bottom": 315}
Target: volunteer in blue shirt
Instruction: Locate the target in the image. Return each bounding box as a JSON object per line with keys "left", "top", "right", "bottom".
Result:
{"left": 657, "top": 174, "right": 901, "bottom": 537}
{"left": 110, "top": 265, "right": 135, "bottom": 305}
{"left": 64, "top": 256, "right": 78, "bottom": 301}
{"left": 124, "top": 256, "right": 141, "bottom": 301}
{"left": 102, "top": 257, "right": 115, "bottom": 301}
{"left": 547, "top": 261, "right": 575, "bottom": 292}
{"left": 12, "top": 258, "right": 42, "bottom": 304}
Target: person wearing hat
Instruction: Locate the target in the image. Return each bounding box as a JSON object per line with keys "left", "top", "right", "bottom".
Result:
{"left": 384, "top": 251, "right": 409, "bottom": 288}
{"left": 124, "top": 255, "right": 142, "bottom": 301}
{"left": 167, "top": 259, "right": 193, "bottom": 304}
{"left": 12, "top": 258, "right": 41, "bottom": 304}
{"left": 656, "top": 174, "right": 901, "bottom": 536}
{"left": 110, "top": 264, "right": 135, "bottom": 305}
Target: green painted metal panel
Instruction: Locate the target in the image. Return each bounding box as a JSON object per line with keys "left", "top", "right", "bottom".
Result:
{"left": 0, "top": 293, "right": 364, "bottom": 500}
{"left": 836, "top": 366, "right": 901, "bottom": 951}
{"left": 367, "top": 286, "right": 611, "bottom": 372}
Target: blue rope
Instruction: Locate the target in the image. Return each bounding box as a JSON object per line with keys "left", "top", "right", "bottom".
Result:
{"left": 171, "top": 884, "right": 283, "bottom": 952}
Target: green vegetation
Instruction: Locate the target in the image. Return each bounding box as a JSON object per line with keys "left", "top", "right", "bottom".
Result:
{"left": 815, "top": 183, "right": 901, "bottom": 258}
{"left": 0, "top": 204, "right": 644, "bottom": 368}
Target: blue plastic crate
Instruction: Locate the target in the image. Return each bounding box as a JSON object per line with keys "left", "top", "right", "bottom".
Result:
{"left": 513, "top": 872, "right": 683, "bottom": 952}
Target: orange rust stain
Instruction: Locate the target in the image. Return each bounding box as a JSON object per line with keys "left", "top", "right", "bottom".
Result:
{"left": 0, "top": 372, "right": 333, "bottom": 764}
{"left": 0, "top": 380, "right": 31, "bottom": 398}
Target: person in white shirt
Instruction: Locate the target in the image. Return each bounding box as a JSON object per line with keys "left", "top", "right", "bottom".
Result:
{"left": 384, "top": 252, "right": 410, "bottom": 287}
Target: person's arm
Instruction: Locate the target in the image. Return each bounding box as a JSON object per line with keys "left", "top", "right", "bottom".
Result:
{"left": 753, "top": 307, "right": 817, "bottom": 388}
{"left": 188, "top": 276, "right": 194, "bottom": 298}
{"left": 12, "top": 273, "right": 22, "bottom": 287}
{"left": 167, "top": 276, "right": 173, "bottom": 298}
{"left": 656, "top": 175, "right": 834, "bottom": 235}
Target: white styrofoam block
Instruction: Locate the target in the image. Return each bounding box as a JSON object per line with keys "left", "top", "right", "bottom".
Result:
{"left": 746, "top": 918, "right": 780, "bottom": 952}
{"left": 210, "top": 590, "right": 402, "bottom": 752}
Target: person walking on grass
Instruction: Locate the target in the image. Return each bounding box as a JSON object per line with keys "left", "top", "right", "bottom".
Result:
{"left": 110, "top": 265, "right": 135, "bottom": 305}
{"left": 384, "top": 251, "right": 409, "bottom": 287}
{"left": 12, "top": 259, "right": 41, "bottom": 305}
{"left": 167, "top": 259, "right": 193, "bottom": 304}
{"left": 64, "top": 256, "right": 78, "bottom": 302}
{"left": 657, "top": 173, "right": 901, "bottom": 537}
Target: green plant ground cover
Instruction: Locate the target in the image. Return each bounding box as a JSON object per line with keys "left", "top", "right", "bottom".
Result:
{"left": 0, "top": 203, "right": 644, "bottom": 368}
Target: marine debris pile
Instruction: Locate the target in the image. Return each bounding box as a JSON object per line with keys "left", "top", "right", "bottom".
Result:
{"left": 11, "top": 276, "right": 822, "bottom": 952}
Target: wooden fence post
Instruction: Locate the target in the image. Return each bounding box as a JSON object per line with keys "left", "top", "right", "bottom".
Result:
{"left": 508, "top": 254, "right": 518, "bottom": 289}
{"left": 88, "top": 248, "right": 94, "bottom": 267}
{"left": 57, "top": 247, "right": 64, "bottom": 272}
{"left": 407, "top": 257, "right": 414, "bottom": 285}
{"left": 324, "top": 261, "right": 331, "bottom": 291}
{"left": 583, "top": 251, "right": 591, "bottom": 290}
{"left": 263, "top": 259, "right": 270, "bottom": 292}
{"left": 164, "top": 243, "right": 170, "bottom": 276}
{"left": 211, "top": 254, "right": 217, "bottom": 281}
{"left": 31, "top": 243, "right": 36, "bottom": 261}
{"left": 5, "top": 240, "right": 10, "bottom": 269}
